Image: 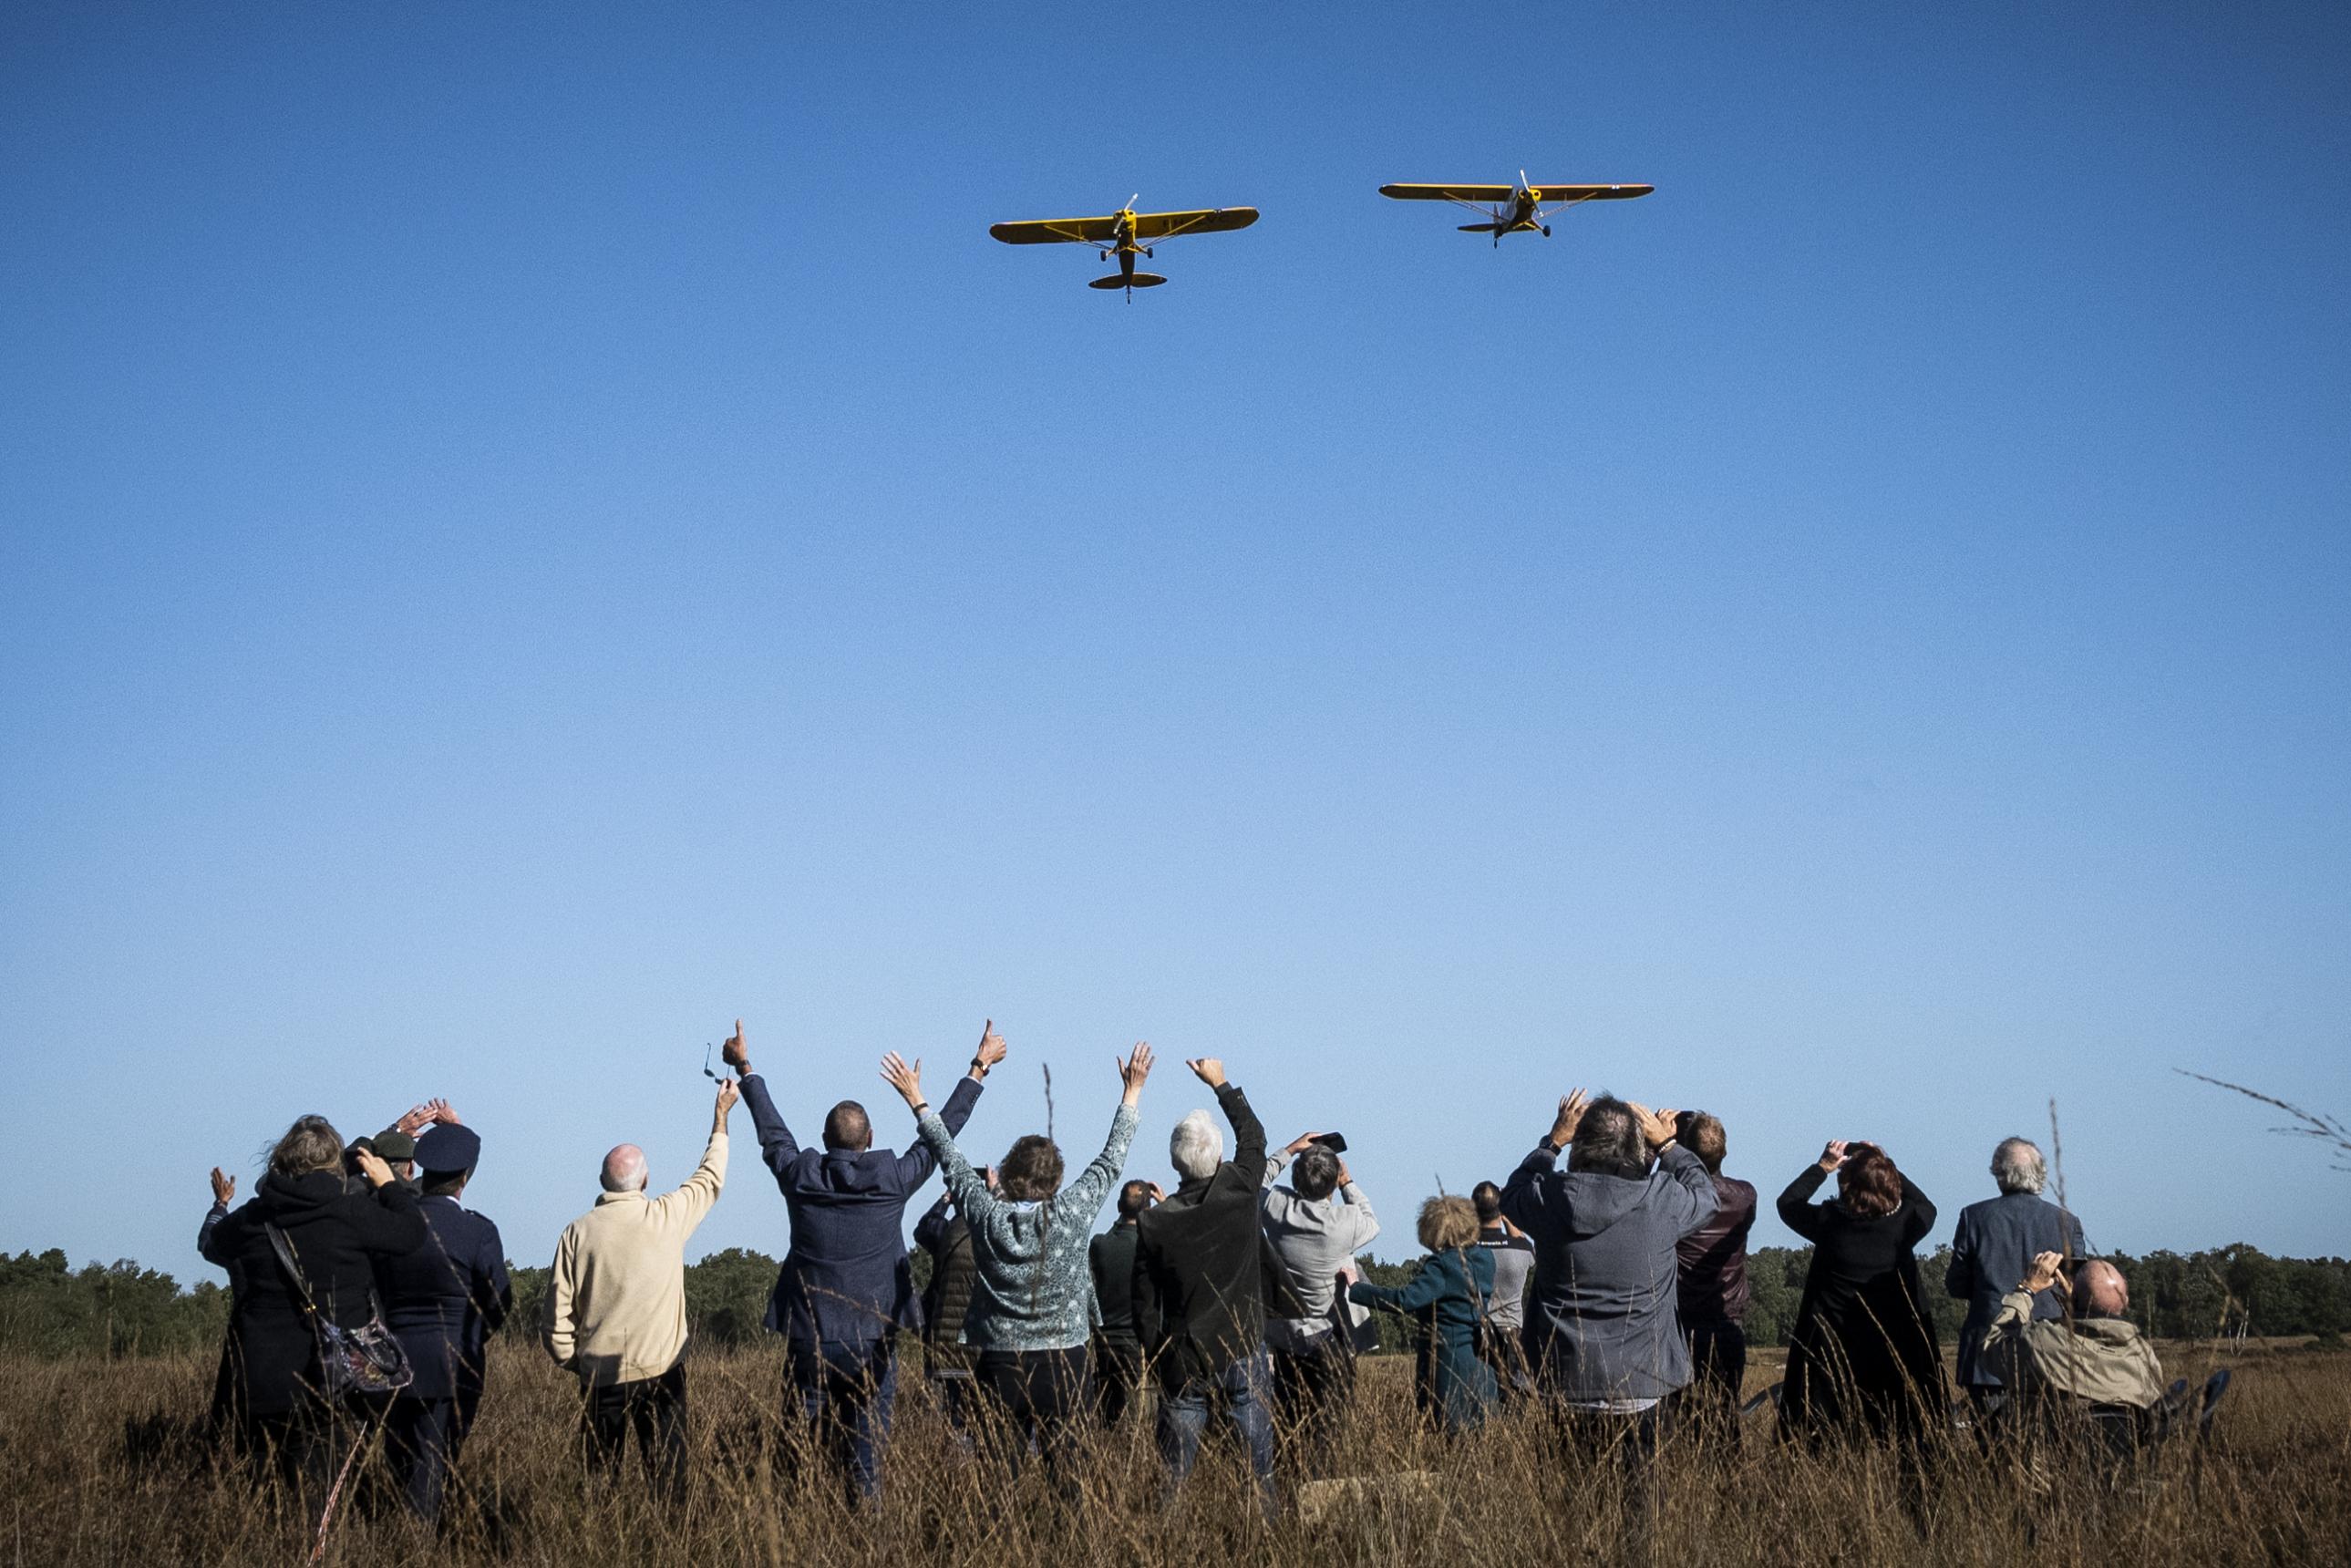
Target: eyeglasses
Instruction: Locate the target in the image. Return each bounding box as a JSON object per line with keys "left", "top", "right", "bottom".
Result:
{"left": 703, "top": 1043, "right": 719, "bottom": 1081}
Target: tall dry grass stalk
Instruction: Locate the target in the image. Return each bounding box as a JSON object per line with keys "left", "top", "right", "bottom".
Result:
{"left": 4, "top": 1341, "right": 2346, "bottom": 1567}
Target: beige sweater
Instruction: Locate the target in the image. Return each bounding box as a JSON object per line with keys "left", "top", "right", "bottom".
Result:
{"left": 1983, "top": 1286, "right": 2165, "bottom": 1408}
{"left": 543, "top": 1129, "right": 727, "bottom": 1387}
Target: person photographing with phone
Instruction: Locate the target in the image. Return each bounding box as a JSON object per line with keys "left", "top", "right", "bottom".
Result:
{"left": 1260, "top": 1128, "right": 1379, "bottom": 1470}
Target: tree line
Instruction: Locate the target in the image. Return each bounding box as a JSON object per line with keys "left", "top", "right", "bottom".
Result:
{"left": 3, "top": 1242, "right": 2343, "bottom": 1361}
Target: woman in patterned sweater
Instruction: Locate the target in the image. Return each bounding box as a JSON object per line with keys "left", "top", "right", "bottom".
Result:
{"left": 881, "top": 1041, "right": 1154, "bottom": 1488}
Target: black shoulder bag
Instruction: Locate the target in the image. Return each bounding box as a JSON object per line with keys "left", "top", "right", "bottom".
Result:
{"left": 264, "top": 1222, "right": 414, "bottom": 1398}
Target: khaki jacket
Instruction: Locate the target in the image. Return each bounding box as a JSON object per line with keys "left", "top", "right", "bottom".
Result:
{"left": 1983, "top": 1286, "right": 2164, "bottom": 1408}
{"left": 543, "top": 1129, "right": 727, "bottom": 1387}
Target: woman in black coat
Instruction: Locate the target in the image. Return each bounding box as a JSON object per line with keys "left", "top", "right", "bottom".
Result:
{"left": 1776, "top": 1140, "right": 1948, "bottom": 1448}
{"left": 201, "top": 1114, "right": 427, "bottom": 1495}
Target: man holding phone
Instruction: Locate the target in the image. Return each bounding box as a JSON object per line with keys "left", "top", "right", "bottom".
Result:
{"left": 1260, "top": 1129, "right": 1379, "bottom": 1469}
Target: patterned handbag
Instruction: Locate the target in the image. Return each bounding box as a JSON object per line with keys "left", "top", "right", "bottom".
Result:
{"left": 264, "top": 1222, "right": 414, "bottom": 1398}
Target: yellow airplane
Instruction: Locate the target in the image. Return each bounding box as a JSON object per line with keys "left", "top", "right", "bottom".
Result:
{"left": 1379, "top": 170, "right": 1653, "bottom": 247}
{"left": 989, "top": 197, "right": 1259, "bottom": 297}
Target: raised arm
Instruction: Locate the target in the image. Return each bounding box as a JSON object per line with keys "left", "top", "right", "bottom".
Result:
{"left": 1776, "top": 1145, "right": 1843, "bottom": 1243}
{"left": 913, "top": 1191, "right": 954, "bottom": 1254}
{"left": 1055, "top": 1044, "right": 1152, "bottom": 1221}
{"left": 1188, "top": 1058, "right": 1262, "bottom": 1174}
{"left": 1339, "top": 1160, "right": 1379, "bottom": 1249}
{"left": 891, "top": 1021, "right": 1003, "bottom": 1189}
{"left": 1898, "top": 1173, "right": 1936, "bottom": 1243}
{"left": 1500, "top": 1090, "right": 1587, "bottom": 1234}
{"left": 346, "top": 1148, "right": 431, "bottom": 1255}
{"left": 1631, "top": 1104, "right": 1719, "bottom": 1237}
{"left": 650, "top": 1080, "right": 734, "bottom": 1235}
{"left": 199, "top": 1167, "right": 237, "bottom": 1261}
{"left": 724, "top": 1021, "right": 802, "bottom": 1187}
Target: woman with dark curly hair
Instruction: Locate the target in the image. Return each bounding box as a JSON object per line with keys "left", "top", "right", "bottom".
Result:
{"left": 1776, "top": 1140, "right": 1947, "bottom": 1447}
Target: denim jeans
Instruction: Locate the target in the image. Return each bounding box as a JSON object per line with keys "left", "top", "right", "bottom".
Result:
{"left": 785, "top": 1338, "right": 898, "bottom": 1502}
{"left": 1156, "top": 1349, "right": 1277, "bottom": 1509}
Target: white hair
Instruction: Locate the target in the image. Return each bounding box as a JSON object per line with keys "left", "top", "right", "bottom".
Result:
{"left": 1170, "top": 1110, "right": 1224, "bottom": 1181}
{"left": 601, "top": 1144, "right": 649, "bottom": 1193}
{"left": 1992, "top": 1137, "right": 2046, "bottom": 1195}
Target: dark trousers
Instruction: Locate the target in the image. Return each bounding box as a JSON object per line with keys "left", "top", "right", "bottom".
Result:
{"left": 1092, "top": 1338, "right": 1144, "bottom": 1428}
{"left": 1681, "top": 1317, "right": 1748, "bottom": 1449}
{"left": 242, "top": 1398, "right": 360, "bottom": 1511}
{"left": 1158, "top": 1350, "right": 1277, "bottom": 1511}
{"left": 1553, "top": 1398, "right": 1667, "bottom": 1514}
{"left": 1478, "top": 1325, "right": 1533, "bottom": 1403}
{"left": 582, "top": 1363, "right": 687, "bottom": 1499}
{"left": 785, "top": 1337, "right": 898, "bottom": 1502}
{"left": 1269, "top": 1336, "right": 1356, "bottom": 1468}
{"left": 384, "top": 1395, "right": 461, "bottom": 1524}
{"left": 976, "top": 1346, "right": 1091, "bottom": 1491}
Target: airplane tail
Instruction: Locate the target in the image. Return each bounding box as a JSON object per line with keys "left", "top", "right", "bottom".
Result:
{"left": 1088, "top": 273, "right": 1167, "bottom": 290}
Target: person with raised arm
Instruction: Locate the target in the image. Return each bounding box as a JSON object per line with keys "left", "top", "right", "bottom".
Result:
{"left": 881, "top": 1040, "right": 1153, "bottom": 1493}
{"left": 1260, "top": 1130, "right": 1380, "bottom": 1465}
{"left": 725, "top": 1016, "right": 1004, "bottom": 1502}
{"left": 1500, "top": 1090, "right": 1717, "bottom": 1481}
{"left": 542, "top": 1075, "right": 734, "bottom": 1498}
{"left": 1130, "top": 1056, "right": 1304, "bottom": 1512}
{"left": 1776, "top": 1139, "right": 1947, "bottom": 1449}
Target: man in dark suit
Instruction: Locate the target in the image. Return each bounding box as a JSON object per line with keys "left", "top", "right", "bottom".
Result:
{"left": 1088, "top": 1179, "right": 1157, "bottom": 1426}
{"left": 726, "top": 1017, "right": 1003, "bottom": 1501}
{"left": 1945, "top": 1136, "right": 2086, "bottom": 1420}
{"left": 1130, "top": 1057, "right": 1303, "bottom": 1510}
{"left": 375, "top": 1120, "right": 511, "bottom": 1525}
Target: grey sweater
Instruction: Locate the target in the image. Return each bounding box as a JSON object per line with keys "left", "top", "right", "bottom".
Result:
{"left": 917, "top": 1104, "right": 1139, "bottom": 1354}
{"left": 1500, "top": 1140, "right": 1719, "bottom": 1400}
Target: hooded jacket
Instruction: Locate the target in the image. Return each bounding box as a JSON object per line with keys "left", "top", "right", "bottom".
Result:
{"left": 1982, "top": 1286, "right": 2164, "bottom": 1408}
{"left": 1500, "top": 1140, "right": 1718, "bottom": 1401}
{"left": 740, "top": 1070, "right": 984, "bottom": 1346}
{"left": 201, "top": 1170, "right": 428, "bottom": 1418}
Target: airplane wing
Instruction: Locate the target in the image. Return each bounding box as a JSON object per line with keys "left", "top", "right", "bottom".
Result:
{"left": 1379, "top": 183, "right": 1517, "bottom": 202}
{"left": 1131, "top": 207, "right": 1258, "bottom": 241}
{"left": 989, "top": 216, "right": 1122, "bottom": 245}
{"left": 1531, "top": 183, "right": 1654, "bottom": 202}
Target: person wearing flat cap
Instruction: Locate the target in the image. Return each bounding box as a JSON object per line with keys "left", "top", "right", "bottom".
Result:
{"left": 372, "top": 1109, "right": 510, "bottom": 1526}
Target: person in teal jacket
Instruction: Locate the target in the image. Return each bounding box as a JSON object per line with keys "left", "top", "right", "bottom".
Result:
{"left": 1349, "top": 1195, "right": 1499, "bottom": 1430}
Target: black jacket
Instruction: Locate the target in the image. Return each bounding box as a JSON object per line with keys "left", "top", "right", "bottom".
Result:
{"left": 1776, "top": 1164, "right": 1948, "bottom": 1440}
{"left": 375, "top": 1196, "right": 510, "bottom": 1404}
{"left": 914, "top": 1193, "right": 978, "bottom": 1374}
{"left": 201, "top": 1171, "right": 428, "bottom": 1418}
{"left": 1088, "top": 1220, "right": 1141, "bottom": 1350}
{"left": 1129, "top": 1083, "right": 1304, "bottom": 1387}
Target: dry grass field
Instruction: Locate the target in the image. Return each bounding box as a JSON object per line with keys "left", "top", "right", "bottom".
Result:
{"left": 3, "top": 1338, "right": 2346, "bottom": 1567}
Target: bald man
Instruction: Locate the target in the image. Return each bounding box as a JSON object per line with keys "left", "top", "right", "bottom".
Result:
{"left": 1981, "top": 1251, "right": 2164, "bottom": 1412}
{"left": 543, "top": 1076, "right": 735, "bottom": 1494}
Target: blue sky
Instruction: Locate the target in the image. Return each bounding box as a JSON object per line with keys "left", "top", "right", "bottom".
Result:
{"left": 4, "top": 2, "right": 2346, "bottom": 1285}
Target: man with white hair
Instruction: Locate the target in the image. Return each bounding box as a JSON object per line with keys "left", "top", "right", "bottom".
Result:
{"left": 1945, "top": 1136, "right": 2087, "bottom": 1420}
{"left": 1131, "top": 1057, "right": 1304, "bottom": 1510}
{"left": 542, "top": 1074, "right": 735, "bottom": 1494}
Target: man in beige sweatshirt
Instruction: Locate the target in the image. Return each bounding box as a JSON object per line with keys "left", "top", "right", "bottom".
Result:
{"left": 544, "top": 1076, "right": 736, "bottom": 1492}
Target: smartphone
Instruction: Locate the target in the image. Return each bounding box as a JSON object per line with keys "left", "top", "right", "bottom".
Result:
{"left": 1310, "top": 1132, "right": 1348, "bottom": 1154}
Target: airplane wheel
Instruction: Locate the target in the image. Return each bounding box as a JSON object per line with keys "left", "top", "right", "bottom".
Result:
{"left": 1542, "top": 225, "right": 1552, "bottom": 237}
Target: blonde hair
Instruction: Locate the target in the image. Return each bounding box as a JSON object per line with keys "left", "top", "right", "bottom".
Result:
{"left": 1418, "top": 1194, "right": 1480, "bottom": 1252}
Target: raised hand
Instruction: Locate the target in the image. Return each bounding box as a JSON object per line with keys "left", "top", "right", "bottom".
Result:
{"left": 880, "top": 1051, "right": 926, "bottom": 1110}
{"left": 1627, "top": 1102, "right": 1680, "bottom": 1150}
{"left": 1146, "top": 1181, "right": 1167, "bottom": 1204}
{"left": 1284, "top": 1131, "right": 1326, "bottom": 1156}
{"left": 1819, "top": 1140, "right": 1851, "bottom": 1172}
{"left": 714, "top": 1077, "right": 739, "bottom": 1125}
{"left": 1548, "top": 1089, "right": 1590, "bottom": 1150}
{"left": 1118, "top": 1042, "right": 1156, "bottom": 1103}
{"left": 394, "top": 1103, "right": 435, "bottom": 1139}
{"left": 722, "top": 1018, "right": 751, "bottom": 1075}
{"left": 1186, "top": 1057, "right": 1227, "bottom": 1088}
{"left": 2022, "top": 1250, "right": 2067, "bottom": 1295}
{"left": 971, "top": 1020, "right": 1007, "bottom": 1078}
{"left": 353, "top": 1147, "right": 395, "bottom": 1190}
{"left": 428, "top": 1099, "right": 461, "bottom": 1127}
{"left": 209, "top": 1167, "right": 236, "bottom": 1206}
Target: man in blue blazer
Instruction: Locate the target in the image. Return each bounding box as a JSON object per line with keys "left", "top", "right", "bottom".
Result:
{"left": 725, "top": 1017, "right": 1004, "bottom": 1501}
{"left": 1944, "top": 1136, "right": 2086, "bottom": 1419}
{"left": 376, "top": 1119, "right": 510, "bottom": 1525}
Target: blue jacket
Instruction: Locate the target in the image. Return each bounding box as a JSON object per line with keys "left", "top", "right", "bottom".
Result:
{"left": 1944, "top": 1191, "right": 2085, "bottom": 1387}
{"left": 740, "top": 1070, "right": 984, "bottom": 1345}
{"left": 375, "top": 1195, "right": 510, "bottom": 1403}
{"left": 1352, "top": 1245, "right": 1498, "bottom": 1429}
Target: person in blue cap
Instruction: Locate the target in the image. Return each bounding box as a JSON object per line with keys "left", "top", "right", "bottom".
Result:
{"left": 374, "top": 1107, "right": 510, "bottom": 1526}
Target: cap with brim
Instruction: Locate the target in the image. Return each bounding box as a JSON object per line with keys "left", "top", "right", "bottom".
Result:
{"left": 414, "top": 1123, "right": 480, "bottom": 1175}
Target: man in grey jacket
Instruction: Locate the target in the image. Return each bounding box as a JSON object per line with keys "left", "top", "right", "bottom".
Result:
{"left": 1501, "top": 1090, "right": 1717, "bottom": 1471}
{"left": 1260, "top": 1130, "right": 1379, "bottom": 1464}
{"left": 1945, "top": 1136, "right": 2086, "bottom": 1420}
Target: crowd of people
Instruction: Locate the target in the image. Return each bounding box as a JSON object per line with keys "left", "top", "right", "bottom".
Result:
{"left": 198, "top": 1021, "right": 2172, "bottom": 1529}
